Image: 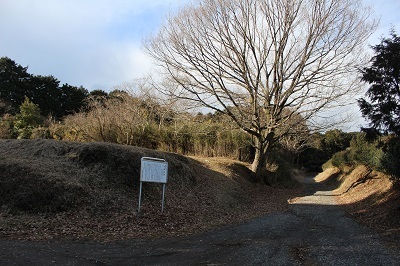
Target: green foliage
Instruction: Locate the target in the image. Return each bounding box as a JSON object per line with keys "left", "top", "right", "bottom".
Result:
{"left": 320, "top": 129, "right": 353, "bottom": 157}
{"left": 303, "top": 130, "right": 399, "bottom": 182}
{"left": 331, "top": 150, "right": 350, "bottom": 168}
{"left": 13, "top": 97, "right": 43, "bottom": 139}
{"left": 329, "top": 133, "right": 383, "bottom": 169}
{"left": 380, "top": 137, "right": 400, "bottom": 184}
{"left": 327, "top": 133, "right": 400, "bottom": 184}
{"left": 0, "top": 57, "right": 31, "bottom": 114}
{"left": 0, "top": 57, "right": 88, "bottom": 118}
{"left": 298, "top": 130, "right": 353, "bottom": 171}
{"left": 348, "top": 134, "right": 384, "bottom": 168}
{"left": 359, "top": 30, "right": 400, "bottom": 135}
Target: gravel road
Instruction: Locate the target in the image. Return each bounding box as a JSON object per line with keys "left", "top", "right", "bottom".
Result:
{"left": 1, "top": 175, "right": 399, "bottom": 265}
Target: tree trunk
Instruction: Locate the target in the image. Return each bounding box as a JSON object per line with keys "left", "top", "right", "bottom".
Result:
{"left": 252, "top": 146, "right": 267, "bottom": 181}
{"left": 251, "top": 130, "right": 275, "bottom": 182}
{"left": 251, "top": 132, "right": 274, "bottom": 182}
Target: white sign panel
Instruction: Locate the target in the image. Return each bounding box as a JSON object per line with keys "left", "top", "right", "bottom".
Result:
{"left": 140, "top": 157, "right": 168, "bottom": 184}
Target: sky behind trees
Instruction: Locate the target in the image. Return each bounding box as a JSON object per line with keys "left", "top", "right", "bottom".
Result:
{"left": 0, "top": 0, "right": 191, "bottom": 90}
{"left": 0, "top": 0, "right": 399, "bottom": 130}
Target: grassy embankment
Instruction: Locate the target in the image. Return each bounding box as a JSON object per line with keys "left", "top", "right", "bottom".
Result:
{"left": 0, "top": 139, "right": 301, "bottom": 241}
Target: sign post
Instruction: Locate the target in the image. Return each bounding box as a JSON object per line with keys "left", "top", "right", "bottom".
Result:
{"left": 138, "top": 157, "right": 168, "bottom": 213}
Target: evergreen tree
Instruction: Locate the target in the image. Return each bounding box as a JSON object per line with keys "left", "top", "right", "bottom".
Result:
{"left": 359, "top": 30, "right": 400, "bottom": 135}
{"left": 0, "top": 57, "right": 31, "bottom": 114}
{"left": 0, "top": 57, "right": 88, "bottom": 118}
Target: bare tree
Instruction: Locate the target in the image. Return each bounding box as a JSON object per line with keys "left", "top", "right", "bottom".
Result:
{"left": 144, "top": 0, "right": 377, "bottom": 180}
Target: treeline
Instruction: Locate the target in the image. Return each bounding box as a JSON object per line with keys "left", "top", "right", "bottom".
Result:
{"left": 0, "top": 57, "right": 91, "bottom": 118}
{"left": 326, "top": 133, "right": 399, "bottom": 184}
{"left": 1, "top": 83, "right": 385, "bottom": 167}
{"left": 49, "top": 91, "right": 253, "bottom": 160}
{"left": 1, "top": 79, "right": 399, "bottom": 183}
{"left": 0, "top": 80, "right": 308, "bottom": 166}
{"left": 0, "top": 84, "right": 254, "bottom": 159}
{"left": 1, "top": 57, "right": 398, "bottom": 184}
{"left": 0, "top": 57, "right": 305, "bottom": 163}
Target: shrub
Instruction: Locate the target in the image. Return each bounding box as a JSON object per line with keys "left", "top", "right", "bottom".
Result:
{"left": 30, "top": 127, "right": 51, "bottom": 139}
{"left": 0, "top": 114, "right": 14, "bottom": 139}
{"left": 328, "top": 133, "right": 384, "bottom": 170}
{"left": 322, "top": 159, "right": 333, "bottom": 171}
{"left": 331, "top": 150, "right": 350, "bottom": 167}
{"left": 348, "top": 134, "right": 384, "bottom": 169}
{"left": 380, "top": 137, "right": 400, "bottom": 184}
{"left": 263, "top": 148, "right": 299, "bottom": 188}
{"left": 13, "top": 97, "right": 43, "bottom": 139}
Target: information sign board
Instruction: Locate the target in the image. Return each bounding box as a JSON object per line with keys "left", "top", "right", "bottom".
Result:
{"left": 138, "top": 157, "right": 168, "bottom": 213}
{"left": 140, "top": 157, "right": 168, "bottom": 183}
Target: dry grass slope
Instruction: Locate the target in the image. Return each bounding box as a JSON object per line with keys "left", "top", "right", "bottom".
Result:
{"left": 0, "top": 139, "right": 194, "bottom": 214}
{"left": 0, "top": 139, "right": 301, "bottom": 241}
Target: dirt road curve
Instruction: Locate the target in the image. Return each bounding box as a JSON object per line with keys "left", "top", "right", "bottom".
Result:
{"left": 1, "top": 175, "right": 399, "bottom": 265}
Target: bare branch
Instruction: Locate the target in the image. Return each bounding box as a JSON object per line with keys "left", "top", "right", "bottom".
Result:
{"left": 144, "top": 0, "right": 377, "bottom": 175}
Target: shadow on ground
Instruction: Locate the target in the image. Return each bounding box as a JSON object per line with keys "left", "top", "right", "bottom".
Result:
{"left": 1, "top": 174, "right": 399, "bottom": 265}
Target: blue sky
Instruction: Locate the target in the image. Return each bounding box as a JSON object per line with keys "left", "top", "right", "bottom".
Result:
{"left": 0, "top": 0, "right": 399, "bottom": 130}
{"left": 0, "top": 0, "right": 191, "bottom": 91}
{"left": 1, "top": 0, "right": 399, "bottom": 91}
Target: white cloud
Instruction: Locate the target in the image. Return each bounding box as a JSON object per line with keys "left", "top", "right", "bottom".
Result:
{"left": 0, "top": 0, "right": 189, "bottom": 91}
{"left": 0, "top": 0, "right": 398, "bottom": 99}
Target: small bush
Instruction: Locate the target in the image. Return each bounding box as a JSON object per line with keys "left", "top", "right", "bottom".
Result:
{"left": 331, "top": 150, "right": 350, "bottom": 167}
{"left": 322, "top": 159, "right": 333, "bottom": 171}
{"left": 0, "top": 114, "right": 14, "bottom": 139}
{"left": 329, "top": 133, "right": 384, "bottom": 169}
{"left": 264, "top": 155, "right": 299, "bottom": 188}
{"left": 325, "top": 133, "right": 400, "bottom": 186}
{"left": 348, "top": 134, "right": 384, "bottom": 169}
{"left": 30, "top": 127, "right": 51, "bottom": 139}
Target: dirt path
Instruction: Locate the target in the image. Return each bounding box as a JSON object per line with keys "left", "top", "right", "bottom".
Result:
{"left": 1, "top": 175, "right": 399, "bottom": 265}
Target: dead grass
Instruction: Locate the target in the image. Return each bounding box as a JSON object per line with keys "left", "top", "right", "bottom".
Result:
{"left": 0, "top": 139, "right": 302, "bottom": 241}
{"left": 335, "top": 166, "right": 399, "bottom": 231}
{"left": 314, "top": 167, "right": 341, "bottom": 183}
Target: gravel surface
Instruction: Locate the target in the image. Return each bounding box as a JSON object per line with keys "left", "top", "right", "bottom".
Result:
{"left": 1, "top": 175, "right": 399, "bottom": 265}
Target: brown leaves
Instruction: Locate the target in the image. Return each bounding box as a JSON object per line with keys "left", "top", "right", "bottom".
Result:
{"left": 0, "top": 141, "right": 302, "bottom": 241}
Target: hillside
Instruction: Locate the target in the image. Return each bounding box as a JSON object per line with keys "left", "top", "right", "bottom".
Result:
{"left": 0, "top": 139, "right": 301, "bottom": 241}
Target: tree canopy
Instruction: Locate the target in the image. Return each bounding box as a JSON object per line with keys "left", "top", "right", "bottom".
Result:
{"left": 359, "top": 30, "right": 400, "bottom": 135}
{"left": 145, "top": 0, "right": 377, "bottom": 179}
{"left": 0, "top": 57, "right": 89, "bottom": 118}
{"left": 0, "top": 57, "right": 31, "bottom": 113}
